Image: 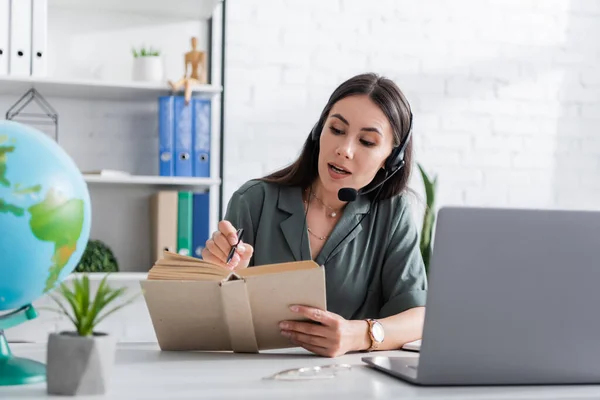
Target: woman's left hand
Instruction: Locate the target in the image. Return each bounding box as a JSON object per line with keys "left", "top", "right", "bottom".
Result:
{"left": 279, "top": 305, "right": 367, "bottom": 358}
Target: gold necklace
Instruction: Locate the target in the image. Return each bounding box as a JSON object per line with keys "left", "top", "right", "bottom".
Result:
{"left": 304, "top": 188, "right": 341, "bottom": 218}
{"left": 307, "top": 227, "right": 327, "bottom": 240}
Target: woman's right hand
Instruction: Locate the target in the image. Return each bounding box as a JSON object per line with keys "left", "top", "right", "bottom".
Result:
{"left": 201, "top": 220, "right": 253, "bottom": 270}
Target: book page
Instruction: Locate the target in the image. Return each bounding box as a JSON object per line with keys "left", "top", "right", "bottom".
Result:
{"left": 237, "top": 260, "right": 320, "bottom": 277}
{"left": 147, "top": 268, "right": 226, "bottom": 281}
{"left": 147, "top": 250, "right": 229, "bottom": 280}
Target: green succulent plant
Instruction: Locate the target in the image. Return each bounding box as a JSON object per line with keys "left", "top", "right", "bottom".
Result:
{"left": 75, "top": 239, "right": 119, "bottom": 273}
{"left": 132, "top": 46, "right": 161, "bottom": 57}
{"left": 417, "top": 163, "right": 438, "bottom": 275}
{"left": 46, "top": 274, "right": 141, "bottom": 337}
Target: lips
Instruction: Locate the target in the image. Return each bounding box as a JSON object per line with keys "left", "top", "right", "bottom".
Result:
{"left": 328, "top": 163, "right": 351, "bottom": 175}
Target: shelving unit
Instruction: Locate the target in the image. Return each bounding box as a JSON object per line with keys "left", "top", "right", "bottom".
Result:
{"left": 0, "top": 0, "right": 226, "bottom": 275}
{"left": 68, "top": 272, "right": 148, "bottom": 281}
{"left": 50, "top": 0, "right": 222, "bottom": 20}
{"left": 0, "top": 75, "right": 222, "bottom": 101}
{"left": 83, "top": 174, "right": 221, "bottom": 187}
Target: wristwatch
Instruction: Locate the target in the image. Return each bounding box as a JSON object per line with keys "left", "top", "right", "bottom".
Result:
{"left": 365, "top": 319, "right": 385, "bottom": 351}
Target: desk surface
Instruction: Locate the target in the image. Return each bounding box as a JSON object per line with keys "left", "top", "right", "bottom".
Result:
{"left": 2, "top": 342, "right": 600, "bottom": 399}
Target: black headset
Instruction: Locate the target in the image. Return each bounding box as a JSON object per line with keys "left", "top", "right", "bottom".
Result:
{"left": 310, "top": 111, "right": 413, "bottom": 175}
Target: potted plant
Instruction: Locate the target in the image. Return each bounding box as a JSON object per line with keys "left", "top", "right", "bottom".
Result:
{"left": 131, "top": 45, "right": 163, "bottom": 82}
{"left": 44, "top": 274, "right": 140, "bottom": 396}
{"left": 75, "top": 239, "right": 119, "bottom": 273}
{"left": 417, "top": 163, "right": 438, "bottom": 275}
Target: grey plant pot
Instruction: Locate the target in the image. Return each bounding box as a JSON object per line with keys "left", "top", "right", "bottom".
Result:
{"left": 46, "top": 331, "right": 116, "bottom": 396}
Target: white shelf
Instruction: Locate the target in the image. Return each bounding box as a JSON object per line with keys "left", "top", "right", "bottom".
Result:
{"left": 83, "top": 174, "right": 221, "bottom": 187}
{"left": 50, "top": 0, "right": 222, "bottom": 20}
{"left": 68, "top": 272, "right": 148, "bottom": 281}
{"left": 0, "top": 76, "right": 223, "bottom": 101}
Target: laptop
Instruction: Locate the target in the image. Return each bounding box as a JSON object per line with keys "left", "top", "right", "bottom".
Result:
{"left": 363, "top": 206, "right": 600, "bottom": 386}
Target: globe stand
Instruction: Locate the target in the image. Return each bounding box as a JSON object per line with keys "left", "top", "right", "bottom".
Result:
{"left": 0, "top": 304, "right": 46, "bottom": 386}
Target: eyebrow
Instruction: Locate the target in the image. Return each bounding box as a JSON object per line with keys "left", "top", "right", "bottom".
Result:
{"left": 331, "top": 113, "right": 383, "bottom": 136}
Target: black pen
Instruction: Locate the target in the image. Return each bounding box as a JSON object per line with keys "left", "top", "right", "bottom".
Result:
{"left": 226, "top": 228, "right": 244, "bottom": 264}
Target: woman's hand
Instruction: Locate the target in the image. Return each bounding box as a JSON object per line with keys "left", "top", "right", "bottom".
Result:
{"left": 201, "top": 220, "right": 253, "bottom": 269}
{"left": 279, "top": 305, "right": 370, "bottom": 358}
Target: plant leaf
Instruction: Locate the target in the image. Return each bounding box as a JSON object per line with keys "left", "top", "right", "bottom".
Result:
{"left": 85, "top": 286, "right": 126, "bottom": 334}
{"left": 417, "top": 162, "right": 438, "bottom": 275}
{"left": 59, "top": 283, "right": 81, "bottom": 319}
{"left": 47, "top": 293, "right": 78, "bottom": 327}
{"left": 81, "top": 274, "right": 110, "bottom": 334}
{"left": 417, "top": 163, "right": 436, "bottom": 208}
{"left": 80, "top": 275, "right": 90, "bottom": 326}
{"left": 62, "top": 288, "right": 84, "bottom": 334}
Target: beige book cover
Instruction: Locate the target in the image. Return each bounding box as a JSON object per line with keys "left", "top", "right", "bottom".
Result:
{"left": 140, "top": 251, "right": 327, "bottom": 353}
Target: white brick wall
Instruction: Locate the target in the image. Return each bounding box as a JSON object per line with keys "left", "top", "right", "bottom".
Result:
{"left": 223, "top": 0, "right": 600, "bottom": 219}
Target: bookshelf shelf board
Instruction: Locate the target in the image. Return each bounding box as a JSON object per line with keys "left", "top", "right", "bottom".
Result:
{"left": 83, "top": 174, "right": 221, "bottom": 187}
{"left": 68, "top": 272, "right": 148, "bottom": 281}
{"left": 0, "top": 76, "right": 223, "bottom": 101}
{"left": 50, "top": 0, "right": 222, "bottom": 20}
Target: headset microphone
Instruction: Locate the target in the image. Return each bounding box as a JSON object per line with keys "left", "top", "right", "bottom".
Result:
{"left": 337, "top": 160, "right": 405, "bottom": 202}
{"left": 337, "top": 188, "right": 358, "bottom": 202}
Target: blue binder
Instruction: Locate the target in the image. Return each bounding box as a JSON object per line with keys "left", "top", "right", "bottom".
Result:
{"left": 173, "top": 96, "right": 193, "bottom": 177}
{"left": 158, "top": 96, "right": 175, "bottom": 176}
{"left": 192, "top": 98, "right": 211, "bottom": 178}
{"left": 192, "top": 192, "right": 210, "bottom": 258}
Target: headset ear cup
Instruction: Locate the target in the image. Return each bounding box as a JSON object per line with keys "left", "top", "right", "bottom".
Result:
{"left": 385, "top": 147, "right": 403, "bottom": 173}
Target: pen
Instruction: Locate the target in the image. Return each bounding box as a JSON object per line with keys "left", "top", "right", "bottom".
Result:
{"left": 226, "top": 228, "right": 244, "bottom": 265}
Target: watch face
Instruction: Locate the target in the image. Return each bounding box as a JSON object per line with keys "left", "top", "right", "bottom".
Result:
{"left": 372, "top": 321, "right": 385, "bottom": 342}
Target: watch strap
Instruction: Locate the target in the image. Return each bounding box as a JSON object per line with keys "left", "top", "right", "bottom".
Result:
{"left": 366, "top": 319, "right": 381, "bottom": 352}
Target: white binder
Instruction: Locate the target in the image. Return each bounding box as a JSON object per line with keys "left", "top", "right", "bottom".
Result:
{"left": 31, "top": 0, "right": 47, "bottom": 76}
{"left": 0, "top": 0, "right": 9, "bottom": 75}
{"left": 9, "top": 0, "right": 32, "bottom": 76}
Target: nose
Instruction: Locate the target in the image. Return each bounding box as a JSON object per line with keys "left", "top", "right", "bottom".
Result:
{"left": 336, "top": 139, "right": 354, "bottom": 159}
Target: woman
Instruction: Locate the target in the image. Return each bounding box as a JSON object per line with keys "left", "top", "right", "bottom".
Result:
{"left": 202, "top": 72, "right": 428, "bottom": 357}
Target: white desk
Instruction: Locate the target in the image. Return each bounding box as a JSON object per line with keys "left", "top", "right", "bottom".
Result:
{"left": 2, "top": 342, "right": 600, "bottom": 399}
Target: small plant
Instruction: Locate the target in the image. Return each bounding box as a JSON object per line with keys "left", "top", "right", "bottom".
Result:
{"left": 46, "top": 274, "right": 141, "bottom": 336}
{"left": 75, "top": 239, "right": 119, "bottom": 273}
{"left": 132, "top": 46, "right": 160, "bottom": 57}
{"left": 417, "top": 163, "right": 438, "bottom": 275}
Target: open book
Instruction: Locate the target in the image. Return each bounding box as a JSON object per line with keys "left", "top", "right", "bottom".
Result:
{"left": 140, "top": 251, "right": 327, "bottom": 353}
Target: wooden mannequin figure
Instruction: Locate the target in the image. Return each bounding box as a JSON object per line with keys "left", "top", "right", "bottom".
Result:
{"left": 168, "top": 36, "right": 207, "bottom": 104}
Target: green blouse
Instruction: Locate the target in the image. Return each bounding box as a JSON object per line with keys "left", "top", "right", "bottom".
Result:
{"left": 223, "top": 179, "right": 428, "bottom": 321}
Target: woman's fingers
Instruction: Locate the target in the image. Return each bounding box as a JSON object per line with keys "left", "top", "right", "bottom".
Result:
{"left": 204, "top": 237, "right": 228, "bottom": 263}
{"left": 238, "top": 242, "right": 253, "bottom": 262}
{"left": 218, "top": 220, "right": 240, "bottom": 246}
{"left": 213, "top": 230, "right": 232, "bottom": 255}
{"left": 202, "top": 220, "right": 250, "bottom": 269}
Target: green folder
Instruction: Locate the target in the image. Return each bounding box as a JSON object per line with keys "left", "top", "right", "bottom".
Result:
{"left": 177, "top": 191, "right": 193, "bottom": 256}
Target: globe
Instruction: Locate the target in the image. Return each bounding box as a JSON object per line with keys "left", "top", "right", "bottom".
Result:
{"left": 0, "top": 120, "right": 92, "bottom": 386}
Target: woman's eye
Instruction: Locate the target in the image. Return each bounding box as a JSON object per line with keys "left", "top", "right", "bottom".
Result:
{"left": 329, "top": 127, "right": 343, "bottom": 134}
{"left": 360, "top": 139, "right": 375, "bottom": 147}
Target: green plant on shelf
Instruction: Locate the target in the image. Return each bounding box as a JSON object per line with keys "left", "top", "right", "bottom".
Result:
{"left": 132, "top": 46, "right": 161, "bottom": 57}
{"left": 417, "top": 163, "right": 438, "bottom": 276}
{"left": 75, "top": 239, "right": 119, "bottom": 273}
{"left": 45, "top": 274, "right": 141, "bottom": 336}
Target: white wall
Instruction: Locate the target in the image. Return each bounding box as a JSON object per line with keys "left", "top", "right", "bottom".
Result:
{"left": 223, "top": 0, "right": 600, "bottom": 217}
